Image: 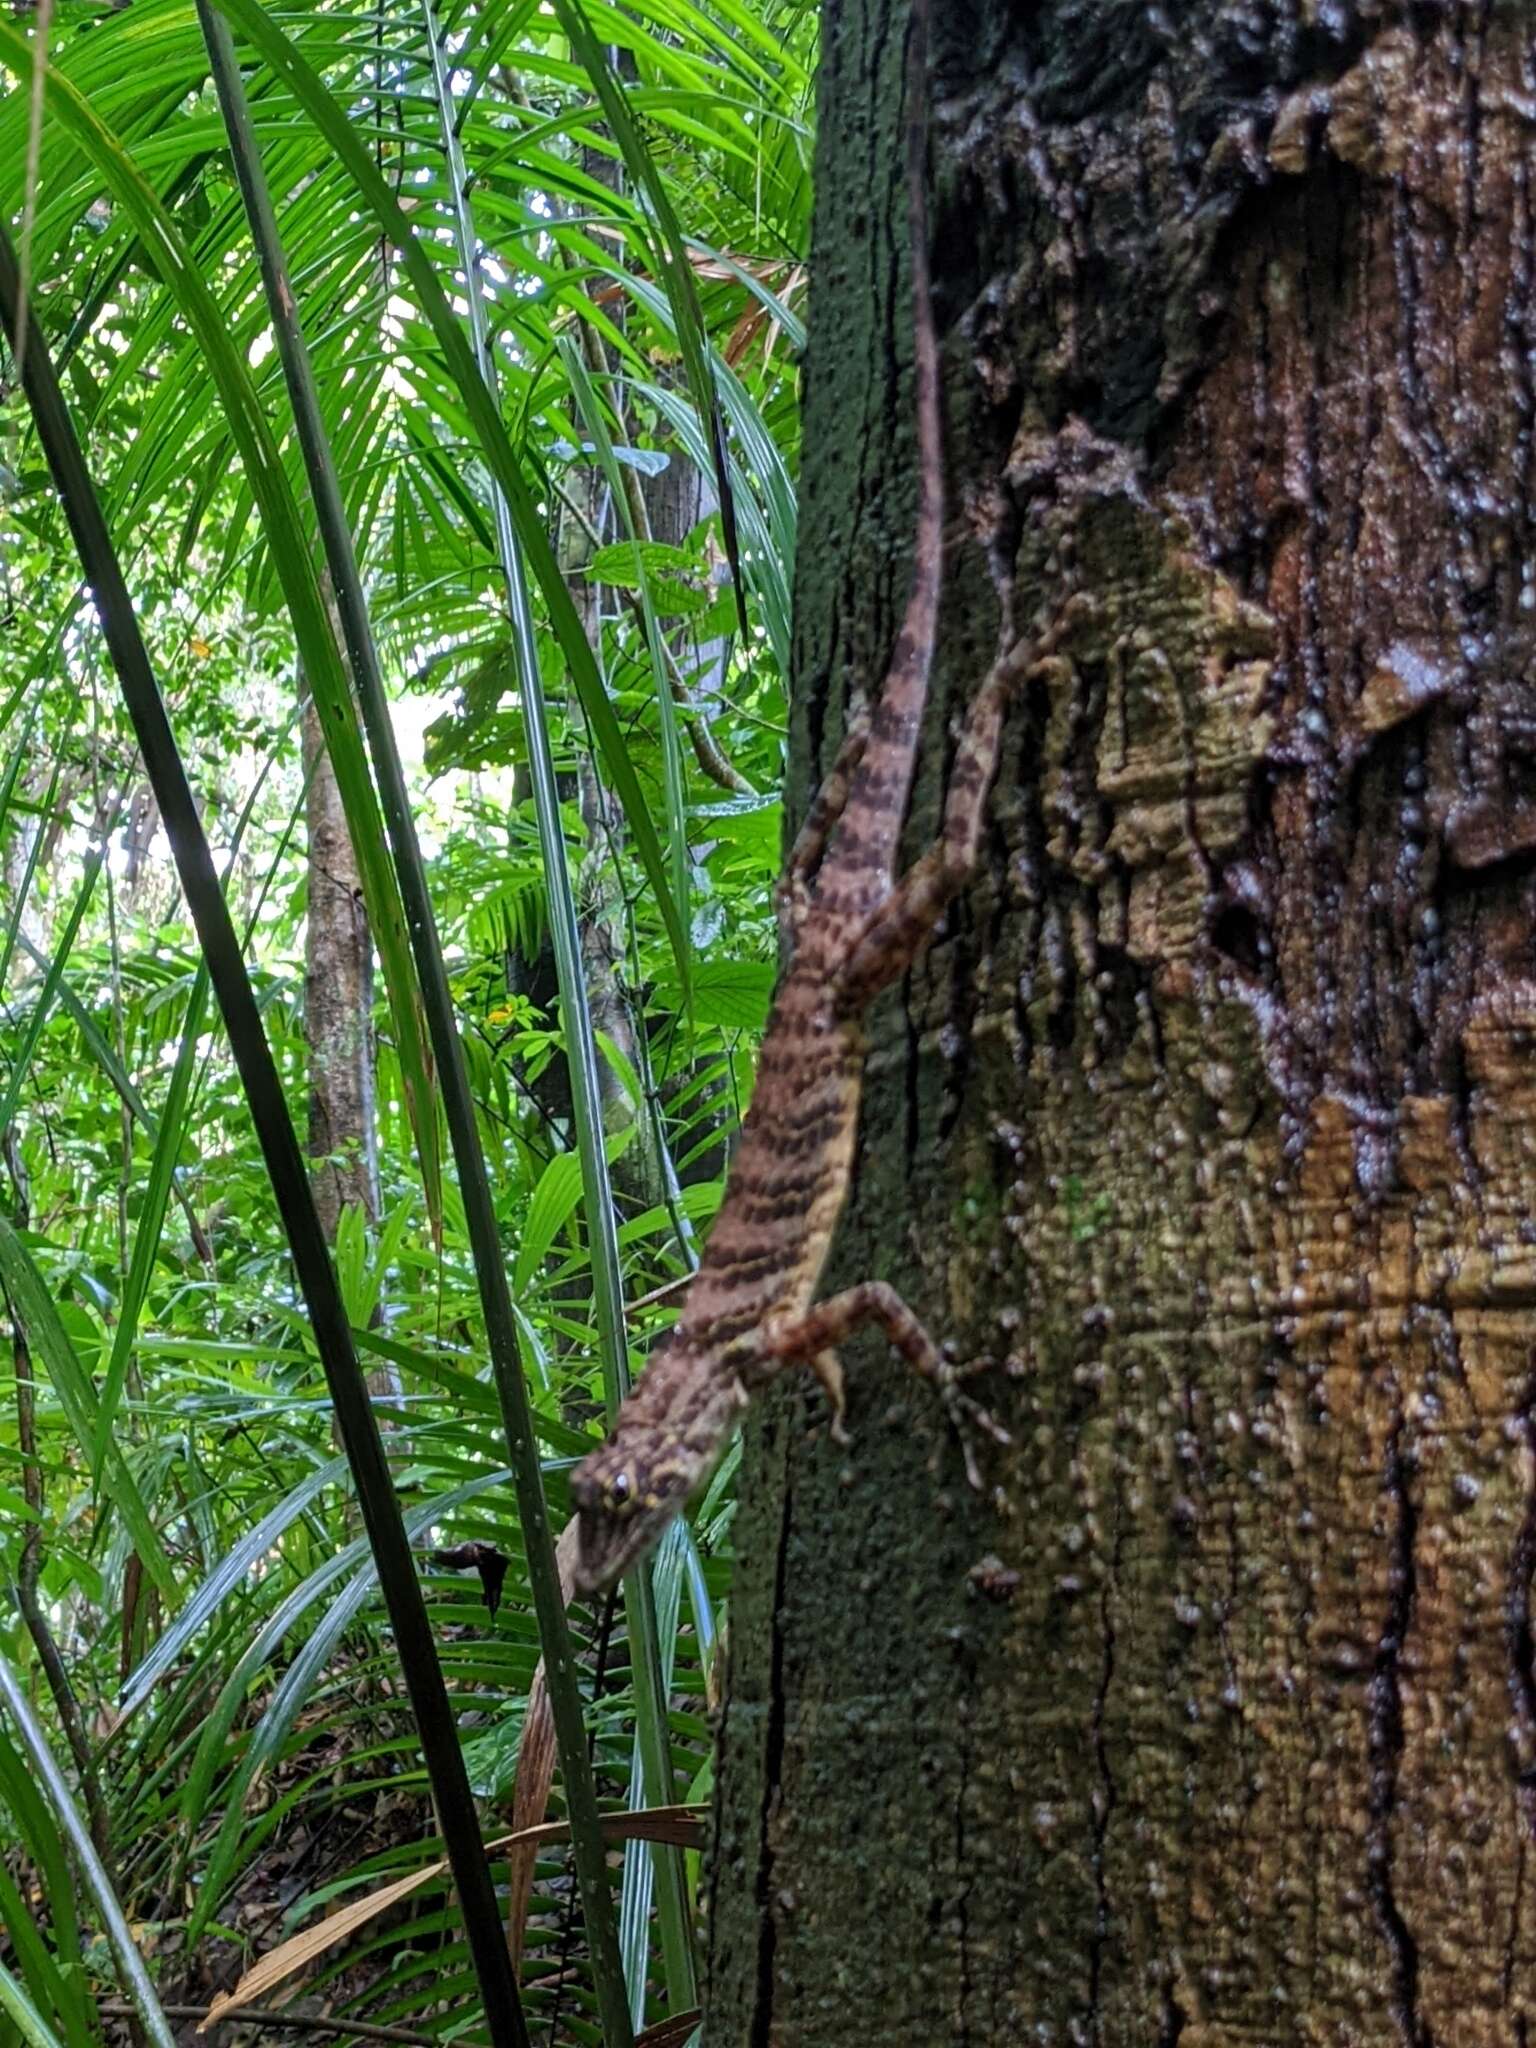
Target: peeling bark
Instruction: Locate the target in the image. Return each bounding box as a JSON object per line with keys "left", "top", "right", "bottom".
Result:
{"left": 708, "top": 3, "right": 1536, "bottom": 2043}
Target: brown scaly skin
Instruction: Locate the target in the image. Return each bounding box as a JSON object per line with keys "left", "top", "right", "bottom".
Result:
{"left": 570, "top": 0, "right": 1072, "bottom": 1595}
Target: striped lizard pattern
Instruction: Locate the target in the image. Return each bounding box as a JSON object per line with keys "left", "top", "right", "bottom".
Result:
{"left": 570, "top": 0, "right": 1072, "bottom": 1595}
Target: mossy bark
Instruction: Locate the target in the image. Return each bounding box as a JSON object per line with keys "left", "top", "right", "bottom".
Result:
{"left": 706, "top": 3, "right": 1536, "bottom": 2042}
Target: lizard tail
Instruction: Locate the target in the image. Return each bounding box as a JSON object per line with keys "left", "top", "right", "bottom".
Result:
{"left": 904, "top": 0, "right": 940, "bottom": 670}
{"left": 813, "top": 0, "right": 942, "bottom": 930}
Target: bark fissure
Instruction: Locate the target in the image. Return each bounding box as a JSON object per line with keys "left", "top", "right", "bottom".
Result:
{"left": 1504, "top": 1367, "right": 1536, "bottom": 1841}
{"left": 954, "top": 1692, "right": 974, "bottom": 2048}
{"left": 747, "top": 1482, "right": 795, "bottom": 2048}
{"left": 1508, "top": 30, "right": 1536, "bottom": 539}
{"left": 1086, "top": 1527, "right": 1121, "bottom": 2046}
{"left": 1368, "top": 1410, "right": 1430, "bottom": 2048}
{"left": 902, "top": 976, "right": 922, "bottom": 1163}
{"left": 1159, "top": 1981, "right": 1188, "bottom": 2048}
{"left": 1506, "top": 1825, "right": 1526, "bottom": 2013}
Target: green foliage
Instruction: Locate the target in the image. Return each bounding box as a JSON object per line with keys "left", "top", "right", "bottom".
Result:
{"left": 0, "top": 0, "right": 812, "bottom": 2037}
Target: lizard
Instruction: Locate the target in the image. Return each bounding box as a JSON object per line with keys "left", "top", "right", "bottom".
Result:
{"left": 569, "top": 0, "right": 1077, "bottom": 1597}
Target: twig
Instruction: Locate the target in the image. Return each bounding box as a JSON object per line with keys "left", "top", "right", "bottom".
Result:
{"left": 625, "top": 1272, "right": 693, "bottom": 1316}
{"left": 100, "top": 2005, "right": 437, "bottom": 2046}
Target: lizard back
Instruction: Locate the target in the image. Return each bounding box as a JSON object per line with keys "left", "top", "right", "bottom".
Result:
{"left": 569, "top": 0, "right": 941, "bottom": 1593}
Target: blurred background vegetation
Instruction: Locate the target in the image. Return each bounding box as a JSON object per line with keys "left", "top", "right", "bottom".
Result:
{"left": 0, "top": 1, "right": 815, "bottom": 2039}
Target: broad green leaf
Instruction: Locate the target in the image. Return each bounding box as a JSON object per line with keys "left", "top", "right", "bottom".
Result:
{"left": 514, "top": 1128, "right": 636, "bottom": 1296}
{"left": 655, "top": 958, "right": 774, "bottom": 1031}
{"left": 587, "top": 540, "right": 712, "bottom": 616}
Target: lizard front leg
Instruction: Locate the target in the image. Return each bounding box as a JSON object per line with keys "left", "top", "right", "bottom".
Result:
{"left": 758, "top": 1280, "right": 1008, "bottom": 1489}
{"left": 775, "top": 706, "right": 872, "bottom": 949}
{"left": 834, "top": 602, "right": 1087, "bottom": 1010}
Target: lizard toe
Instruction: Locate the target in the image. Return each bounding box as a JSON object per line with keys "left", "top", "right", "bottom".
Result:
{"left": 936, "top": 1370, "right": 1009, "bottom": 1490}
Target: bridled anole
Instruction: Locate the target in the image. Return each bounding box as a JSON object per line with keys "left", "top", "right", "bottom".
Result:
{"left": 570, "top": 0, "right": 1074, "bottom": 1596}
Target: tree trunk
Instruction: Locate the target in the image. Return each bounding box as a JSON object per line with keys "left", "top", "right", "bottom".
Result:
{"left": 301, "top": 683, "right": 379, "bottom": 1243}
{"left": 707, "top": 4, "right": 1536, "bottom": 2043}
{"left": 556, "top": 381, "right": 665, "bottom": 1211}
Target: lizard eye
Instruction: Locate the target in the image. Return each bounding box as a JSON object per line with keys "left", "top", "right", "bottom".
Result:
{"left": 609, "top": 1472, "right": 631, "bottom": 1509}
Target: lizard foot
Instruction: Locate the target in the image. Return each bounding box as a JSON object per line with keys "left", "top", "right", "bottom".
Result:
{"left": 935, "top": 1348, "right": 1011, "bottom": 1491}
{"left": 765, "top": 1287, "right": 1003, "bottom": 1474}
{"left": 809, "top": 1347, "right": 850, "bottom": 1445}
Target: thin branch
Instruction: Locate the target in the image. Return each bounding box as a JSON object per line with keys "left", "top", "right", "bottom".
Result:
{"left": 102, "top": 2006, "right": 437, "bottom": 2047}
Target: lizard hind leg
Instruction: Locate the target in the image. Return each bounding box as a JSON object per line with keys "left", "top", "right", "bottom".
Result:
{"left": 762, "top": 1279, "right": 1007, "bottom": 1489}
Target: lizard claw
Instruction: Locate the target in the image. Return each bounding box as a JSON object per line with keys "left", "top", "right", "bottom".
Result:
{"left": 935, "top": 1357, "right": 1011, "bottom": 1492}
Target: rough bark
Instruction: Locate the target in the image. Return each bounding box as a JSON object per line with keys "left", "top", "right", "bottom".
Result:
{"left": 707, "top": 3, "right": 1536, "bottom": 2043}
{"left": 300, "top": 686, "right": 379, "bottom": 1242}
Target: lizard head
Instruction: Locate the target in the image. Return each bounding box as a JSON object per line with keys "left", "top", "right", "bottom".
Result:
{"left": 568, "top": 1440, "right": 696, "bottom": 1596}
